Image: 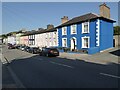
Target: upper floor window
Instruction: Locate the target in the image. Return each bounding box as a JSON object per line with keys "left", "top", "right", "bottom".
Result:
{"left": 82, "top": 22, "right": 89, "bottom": 34}
{"left": 62, "top": 27, "right": 67, "bottom": 35}
{"left": 71, "top": 24, "right": 77, "bottom": 34}
{"left": 53, "top": 31, "right": 57, "bottom": 38}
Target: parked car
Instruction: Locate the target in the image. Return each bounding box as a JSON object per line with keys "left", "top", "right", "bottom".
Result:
{"left": 19, "top": 46, "right": 26, "bottom": 51}
{"left": 39, "top": 47, "right": 59, "bottom": 57}
{"left": 24, "top": 46, "right": 30, "bottom": 52}
{"left": 14, "top": 44, "right": 20, "bottom": 49}
{"left": 28, "top": 47, "right": 41, "bottom": 54}
{"left": 8, "top": 44, "right": 15, "bottom": 49}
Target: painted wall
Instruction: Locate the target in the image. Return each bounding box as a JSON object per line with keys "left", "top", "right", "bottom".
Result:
{"left": 20, "top": 36, "right": 28, "bottom": 45}
{"left": 16, "top": 33, "right": 23, "bottom": 45}
{"left": 7, "top": 36, "right": 16, "bottom": 45}
{"left": 35, "top": 33, "right": 46, "bottom": 47}
{"left": 100, "top": 19, "right": 113, "bottom": 51}
{"left": 58, "top": 20, "right": 97, "bottom": 50}
{"left": 35, "top": 31, "right": 58, "bottom": 48}
{"left": 3, "top": 38, "right": 8, "bottom": 44}
{"left": 58, "top": 19, "right": 114, "bottom": 54}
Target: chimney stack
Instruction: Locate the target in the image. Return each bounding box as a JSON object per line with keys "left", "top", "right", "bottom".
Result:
{"left": 47, "top": 24, "right": 54, "bottom": 30}
{"left": 61, "top": 16, "right": 69, "bottom": 24}
{"left": 99, "top": 3, "right": 110, "bottom": 19}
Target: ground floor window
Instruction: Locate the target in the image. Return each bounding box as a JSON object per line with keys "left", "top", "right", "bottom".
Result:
{"left": 62, "top": 38, "right": 67, "bottom": 47}
{"left": 54, "top": 40, "right": 57, "bottom": 46}
{"left": 82, "top": 36, "right": 90, "bottom": 48}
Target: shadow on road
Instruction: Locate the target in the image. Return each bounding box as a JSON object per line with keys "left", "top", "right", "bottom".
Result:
{"left": 2, "top": 54, "right": 120, "bottom": 88}
{"left": 109, "top": 49, "right": 120, "bottom": 56}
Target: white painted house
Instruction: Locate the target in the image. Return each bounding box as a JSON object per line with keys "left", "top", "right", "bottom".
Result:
{"left": 7, "top": 35, "right": 16, "bottom": 45}
{"left": 35, "top": 24, "right": 58, "bottom": 48}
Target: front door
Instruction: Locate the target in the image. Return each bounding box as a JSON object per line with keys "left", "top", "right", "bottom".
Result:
{"left": 71, "top": 38, "right": 75, "bottom": 51}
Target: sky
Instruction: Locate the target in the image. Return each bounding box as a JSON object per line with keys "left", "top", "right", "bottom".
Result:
{"left": 2, "top": 2, "right": 118, "bottom": 34}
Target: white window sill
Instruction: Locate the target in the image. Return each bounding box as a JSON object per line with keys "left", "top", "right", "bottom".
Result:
{"left": 82, "top": 32, "right": 89, "bottom": 34}
{"left": 71, "top": 33, "right": 77, "bottom": 34}
{"left": 81, "top": 47, "right": 89, "bottom": 48}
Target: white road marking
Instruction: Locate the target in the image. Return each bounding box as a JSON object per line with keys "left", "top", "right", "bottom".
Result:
{"left": 100, "top": 73, "right": 120, "bottom": 79}
{"left": 50, "top": 61, "right": 74, "bottom": 68}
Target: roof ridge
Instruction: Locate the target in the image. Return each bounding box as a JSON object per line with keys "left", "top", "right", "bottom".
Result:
{"left": 73, "top": 12, "right": 98, "bottom": 18}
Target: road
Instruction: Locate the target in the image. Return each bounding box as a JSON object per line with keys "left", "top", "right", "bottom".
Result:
{"left": 1, "top": 45, "right": 120, "bottom": 88}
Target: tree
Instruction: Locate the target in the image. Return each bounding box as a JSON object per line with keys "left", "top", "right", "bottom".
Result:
{"left": 0, "top": 34, "right": 8, "bottom": 39}
{"left": 114, "top": 26, "right": 120, "bottom": 35}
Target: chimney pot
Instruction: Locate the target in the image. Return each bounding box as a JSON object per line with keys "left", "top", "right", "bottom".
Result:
{"left": 99, "top": 3, "right": 110, "bottom": 19}
{"left": 47, "top": 24, "right": 54, "bottom": 30}
{"left": 61, "top": 16, "right": 69, "bottom": 24}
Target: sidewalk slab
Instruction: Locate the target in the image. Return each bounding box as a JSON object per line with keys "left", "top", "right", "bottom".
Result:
{"left": 59, "top": 47, "right": 119, "bottom": 64}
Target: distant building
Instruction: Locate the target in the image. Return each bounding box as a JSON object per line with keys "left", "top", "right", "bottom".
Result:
{"left": 7, "top": 35, "right": 16, "bottom": 45}
{"left": 35, "top": 25, "right": 58, "bottom": 48}
{"left": 0, "top": 37, "right": 3, "bottom": 44}
{"left": 21, "top": 24, "right": 58, "bottom": 48}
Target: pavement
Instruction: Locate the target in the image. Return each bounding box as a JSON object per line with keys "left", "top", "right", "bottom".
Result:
{"left": 59, "top": 47, "right": 120, "bottom": 64}
{"left": 1, "top": 45, "right": 120, "bottom": 88}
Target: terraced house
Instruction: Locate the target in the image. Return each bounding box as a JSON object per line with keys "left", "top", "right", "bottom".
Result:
{"left": 56, "top": 3, "right": 116, "bottom": 54}
{"left": 20, "top": 24, "right": 58, "bottom": 48}
{"left": 35, "top": 24, "right": 58, "bottom": 48}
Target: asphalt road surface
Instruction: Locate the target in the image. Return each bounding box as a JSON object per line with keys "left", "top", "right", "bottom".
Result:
{"left": 1, "top": 45, "right": 120, "bottom": 88}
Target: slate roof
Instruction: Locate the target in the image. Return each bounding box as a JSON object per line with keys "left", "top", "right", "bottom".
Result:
{"left": 56, "top": 13, "right": 116, "bottom": 28}
{"left": 21, "top": 28, "right": 57, "bottom": 36}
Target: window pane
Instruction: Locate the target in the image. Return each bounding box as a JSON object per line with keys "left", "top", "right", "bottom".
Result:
{"left": 83, "top": 38, "right": 88, "bottom": 48}
{"left": 63, "top": 27, "right": 66, "bottom": 35}
{"left": 84, "top": 22, "right": 88, "bottom": 33}
{"left": 72, "top": 25, "right": 76, "bottom": 33}
{"left": 63, "top": 39, "right": 67, "bottom": 47}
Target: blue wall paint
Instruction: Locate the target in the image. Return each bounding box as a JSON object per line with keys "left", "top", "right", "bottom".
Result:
{"left": 58, "top": 28, "right": 62, "bottom": 47}
{"left": 89, "top": 20, "right": 97, "bottom": 48}
{"left": 100, "top": 20, "right": 113, "bottom": 51}
{"left": 58, "top": 18, "right": 114, "bottom": 54}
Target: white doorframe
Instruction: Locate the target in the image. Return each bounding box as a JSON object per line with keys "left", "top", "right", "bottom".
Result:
{"left": 70, "top": 37, "right": 77, "bottom": 50}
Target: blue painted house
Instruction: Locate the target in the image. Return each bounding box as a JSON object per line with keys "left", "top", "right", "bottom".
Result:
{"left": 56, "top": 3, "right": 116, "bottom": 54}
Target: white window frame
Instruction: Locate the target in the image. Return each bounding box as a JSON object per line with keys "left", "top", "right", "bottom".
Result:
{"left": 53, "top": 31, "right": 57, "bottom": 38}
{"left": 71, "top": 24, "right": 77, "bottom": 34}
{"left": 81, "top": 36, "right": 90, "bottom": 48}
{"left": 54, "top": 40, "right": 57, "bottom": 46}
{"left": 82, "top": 22, "right": 90, "bottom": 34}
{"left": 62, "top": 26, "right": 67, "bottom": 35}
{"left": 62, "top": 38, "right": 67, "bottom": 47}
